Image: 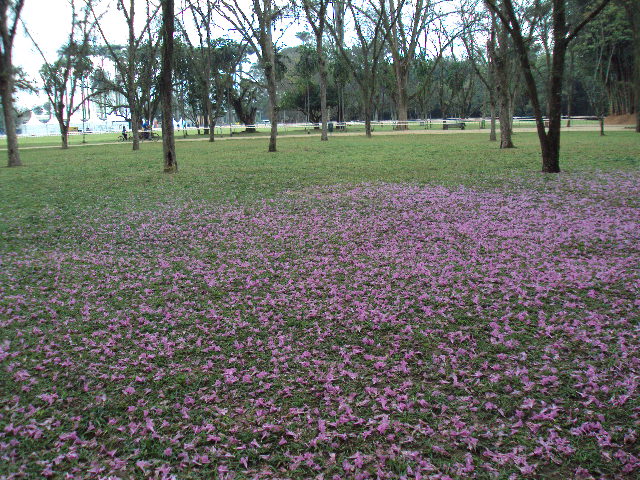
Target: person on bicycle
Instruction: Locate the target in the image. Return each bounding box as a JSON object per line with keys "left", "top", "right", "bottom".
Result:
{"left": 142, "top": 120, "right": 150, "bottom": 140}
{"left": 122, "top": 125, "right": 128, "bottom": 140}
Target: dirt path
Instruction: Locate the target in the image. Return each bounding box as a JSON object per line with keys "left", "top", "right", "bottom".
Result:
{"left": 3, "top": 124, "right": 634, "bottom": 151}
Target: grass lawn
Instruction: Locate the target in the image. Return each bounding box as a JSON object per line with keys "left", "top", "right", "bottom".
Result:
{"left": 1, "top": 131, "right": 639, "bottom": 478}
{"left": 4, "top": 118, "right": 607, "bottom": 149}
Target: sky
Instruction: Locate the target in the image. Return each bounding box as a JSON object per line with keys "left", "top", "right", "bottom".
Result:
{"left": 14, "top": 0, "right": 306, "bottom": 108}
{"left": 16, "top": 1, "right": 77, "bottom": 76}
{"left": 15, "top": 0, "right": 457, "bottom": 111}
{"left": 16, "top": 0, "right": 132, "bottom": 106}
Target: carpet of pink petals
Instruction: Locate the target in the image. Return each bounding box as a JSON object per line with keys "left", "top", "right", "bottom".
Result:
{"left": 1, "top": 172, "right": 639, "bottom": 479}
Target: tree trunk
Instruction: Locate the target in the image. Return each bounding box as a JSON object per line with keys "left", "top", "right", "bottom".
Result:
{"left": 203, "top": 99, "right": 210, "bottom": 129}
{"left": 126, "top": 0, "right": 140, "bottom": 152}
{"left": 498, "top": 94, "right": 514, "bottom": 148}
{"left": 494, "top": 23, "right": 514, "bottom": 148}
{"left": 317, "top": 32, "right": 328, "bottom": 141}
{"left": 540, "top": 132, "right": 560, "bottom": 173}
{"left": 59, "top": 122, "right": 69, "bottom": 149}
{"left": 600, "top": 116, "right": 605, "bottom": 136}
{"left": 542, "top": 4, "right": 568, "bottom": 174}
{"left": 486, "top": 20, "right": 498, "bottom": 143}
{"left": 363, "top": 95, "right": 372, "bottom": 137}
{"left": 630, "top": 3, "right": 640, "bottom": 132}
{"left": 489, "top": 93, "right": 497, "bottom": 141}
{"left": 265, "top": 49, "right": 278, "bottom": 152}
{"left": 209, "top": 119, "right": 216, "bottom": 142}
{"left": 396, "top": 85, "right": 409, "bottom": 130}
{"left": 334, "top": 0, "right": 345, "bottom": 127}
{"left": 0, "top": 73, "right": 21, "bottom": 167}
{"left": 566, "top": 85, "right": 572, "bottom": 127}
{"left": 161, "top": 0, "right": 177, "bottom": 173}
{"left": 0, "top": 1, "right": 24, "bottom": 167}
{"left": 209, "top": 102, "right": 216, "bottom": 142}
{"left": 319, "top": 65, "right": 328, "bottom": 140}
{"left": 267, "top": 80, "right": 278, "bottom": 152}
{"left": 566, "top": 50, "right": 574, "bottom": 127}
{"left": 394, "top": 63, "right": 409, "bottom": 130}
{"left": 338, "top": 87, "right": 344, "bottom": 124}
{"left": 131, "top": 108, "right": 140, "bottom": 151}
{"left": 202, "top": 74, "right": 212, "bottom": 136}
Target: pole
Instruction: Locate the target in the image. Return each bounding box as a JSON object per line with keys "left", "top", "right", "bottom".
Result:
{"left": 81, "top": 79, "right": 87, "bottom": 144}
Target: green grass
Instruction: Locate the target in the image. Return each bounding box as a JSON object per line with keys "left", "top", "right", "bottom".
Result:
{"left": 0, "top": 129, "right": 638, "bottom": 478}
{"left": 3, "top": 118, "right": 610, "bottom": 148}
{"left": 1, "top": 130, "right": 637, "bottom": 216}
{"left": 1, "top": 129, "right": 637, "bottom": 253}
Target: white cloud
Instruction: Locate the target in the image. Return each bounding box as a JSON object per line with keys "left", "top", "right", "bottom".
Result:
{"left": 14, "top": 0, "right": 305, "bottom": 108}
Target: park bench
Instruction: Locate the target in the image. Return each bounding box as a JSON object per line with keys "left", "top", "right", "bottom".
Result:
{"left": 443, "top": 120, "right": 465, "bottom": 130}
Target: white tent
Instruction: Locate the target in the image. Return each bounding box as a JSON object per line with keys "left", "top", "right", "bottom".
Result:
{"left": 107, "top": 113, "right": 128, "bottom": 133}
{"left": 21, "top": 113, "right": 49, "bottom": 136}
{"left": 68, "top": 111, "right": 86, "bottom": 130}
{"left": 44, "top": 116, "right": 61, "bottom": 136}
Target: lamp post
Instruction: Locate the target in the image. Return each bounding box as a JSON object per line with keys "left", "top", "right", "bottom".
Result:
{"left": 80, "top": 77, "right": 89, "bottom": 144}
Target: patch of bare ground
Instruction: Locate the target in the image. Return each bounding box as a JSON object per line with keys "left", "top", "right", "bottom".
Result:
{"left": 605, "top": 114, "right": 636, "bottom": 125}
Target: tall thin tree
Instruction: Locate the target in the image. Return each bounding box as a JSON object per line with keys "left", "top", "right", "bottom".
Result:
{"left": 488, "top": 7, "right": 518, "bottom": 148}
{"left": 218, "top": 0, "right": 283, "bottom": 152}
{"left": 182, "top": 0, "right": 216, "bottom": 142}
{"left": 88, "top": 0, "right": 161, "bottom": 151}
{"left": 300, "top": 0, "right": 330, "bottom": 141}
{"left": 26, "top": 0, "right": 96, "bottom": 149}
{"left": 0, "top": 0, "right": 25, "bottom": 167}
{"left": 620, "top": 0, "right": 638, "bottom": 132}
{"left": 327, "top": 0, "right": 401, "bottom": 138}
{"left": 161, "top": 0, "right": 177, "bottom": 173}
{"left": 485, "top": 0, "right": 612, "bottom": 172}
{"left": 382, "top": 0, "right": 439, "bottom": 130}
{"left": 460, "top": 2, "right": 498, "bottom": 141}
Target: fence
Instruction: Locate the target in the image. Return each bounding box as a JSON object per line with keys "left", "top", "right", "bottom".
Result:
{"left": 7, "top": 117, "right": 603, "bottom": 140}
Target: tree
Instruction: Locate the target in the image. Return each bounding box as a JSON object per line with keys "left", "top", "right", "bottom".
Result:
{"left": 569, "top": 3, "right": 633, "bottom": 119}
{"left": 89, "top": 0, "right": 161, "bottom": 151}
{"left": 564, "top": 46, "right": 574, "bottom": 126}
{"left": 173, "top": 38, "right": 204, "bottom": 134}
{"left": 91, "top": 39, "right": 161, "bottom": 133}
{"left": 460, "top": 2, "right": 498, "bottom": 140}
{"left": 382, "top": 0, "right": 444, "bottom": 130}
{"left": 620, "top": 0, "right": 638, "bottom": 132}
{"left": 28, "top": 0, "right": 95, "bottom": 149}
{"left": 210, "top": 40, "right": 246, "bottom": 138}
{"left": 327, "top": 0, "right": 400, "bottom": 137}
{"left": 574, "top": 3, "right": 629, "bottom": 135}
{"left": 485, "top": 0, "right": 612, "bottom": 173}
{"left": 0, "top": 0, "right": 25, "bottom": 167}
{"left": 411, "top": 25, "right": 455, "bottom": 120}
{"left": 160, "top": 0, "right": 176, "bottom": 173}
{"left": 487, "top": 6, "right": 520, "bottom": 148}
{"left": 281, "top": 79, "right": 338, "bottom": 122}
{"left": 218, "top": 0, "right": 284, "bottom": 152}
{"left": 229, "top": 77, "right": 260, "bottom": 130}
{"left": 462, "top": 0, "right": 524, "bottom": 147}
{"left": 299, "top": 0, "right": 331, "bottom": 140}
{"left": 138, "top": 35, "right": 162, "bottom": 130}
{"left": 291, "top": 42, "right": 317, "bottom": 122}
{"left": 331, "top": 0, "right": 348, "bottom": 124}
{"left": 181, "top": 0, "right": 217, "bottom": 142}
